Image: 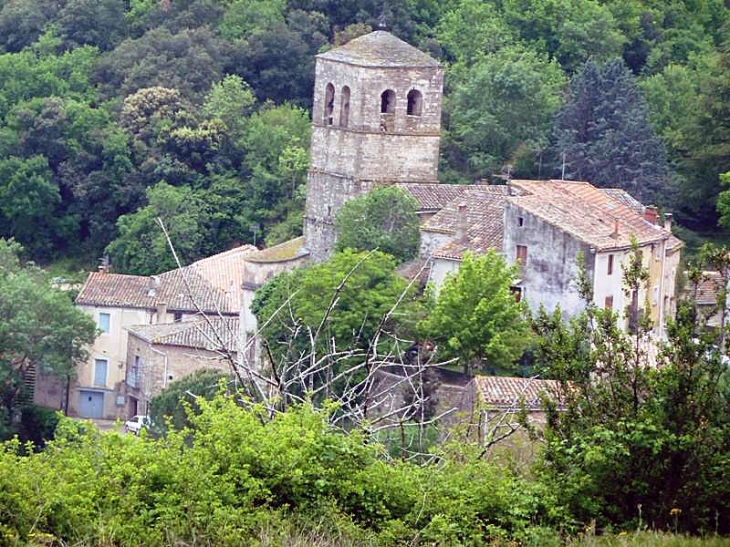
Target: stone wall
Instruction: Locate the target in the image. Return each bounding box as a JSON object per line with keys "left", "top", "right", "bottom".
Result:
{"left": 304, "top": 54, "right": 444, "bottom": 263}
{"left": 503, "top": 202, "right": 595, "bottom": 320}
{"left": 124, "top": 335, "right": 233, "bottom": 418}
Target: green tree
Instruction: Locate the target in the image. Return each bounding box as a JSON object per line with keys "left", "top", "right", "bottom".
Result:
{"left": 202, "top": 74, "right": 256, "bottom": 140}
{"left": 551, "top": 58, "right": 673, "bottom": 205}
{"left": 218, "top": 0, "right": 286, "bottom": 39}
{"left": 149, "top": 369, "right": 234, "bottom": 435}
{"left": 0, "top": 239, "right": 97, "bottom": 433}
{"left": 105, "top": 182, "right": 209, "bottom": 275}
{"left": 0, "top": 155, "right": 62, "bottom": 257}
{"left": 253, "top": 249, "right": 419, "bottom": 384}
{"left": 334, "top": 186, "right": 420, "bottom": 264}
{"left": 422, "top": 251, "right": 531, "bottom": 376}
{"left": 445, "top": 46, "right": 565, "bottom": 180}
{"left": 537, "top": 243, "right": 730, "bottom": 533}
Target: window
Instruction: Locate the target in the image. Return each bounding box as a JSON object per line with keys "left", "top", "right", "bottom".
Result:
{"left": 128, "top": 355, "right": 141, "bottom": 388}
{"left": 380, "top": 89, "right": 395, "bottom": 114}
{"left": 510, "top": 286, "right": 523, "bottom": 302}
{"left": 406, "top": 89, "right": 422, "bottom": 116}
{"left": 653, "top": 285, "right": 659, "bottom": 306}
{"left": 323, "top": 83, "right": 335, "bottom": 125}
{"left": 605, "top": 296, "right": 614, "bottom": 309}
{"left": 94, "top": 358, "right": 108, "bottom": 387}
{"left": 607, "top": 254, "right": 614, "bottom": 275}
{"left": 174, "top": 311, "right": 183, "bottom": 322}
{"left": 98, "top": 312, "right": 110, "bottom": 333}
{"left": 518, "top": 217, "right": 524, "bottom": 227}
{"left": 516, "top": 245, "right": 528, "bottom": 265}
{"left": 339, "top": 85, "right": 350, "bottom": 127}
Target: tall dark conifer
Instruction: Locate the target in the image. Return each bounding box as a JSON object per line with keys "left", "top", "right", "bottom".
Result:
{"left": 551, "top": 59, "right": 673, "bottom": 205}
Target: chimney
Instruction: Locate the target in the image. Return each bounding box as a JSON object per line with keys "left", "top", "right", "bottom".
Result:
{"left": 644, "top": 205, "right": 658, "bottom": 224}
{"left": 611, "top": 218, "right": 619, "bottom": 238}
{"left": 156, "top": 302, "right": 168, "bottom": 323}
{"left": 664, "top": 212, "right": 673, "bottom": 232}
{"left": 457, "top": 203, "right": 468, "bottom": 243}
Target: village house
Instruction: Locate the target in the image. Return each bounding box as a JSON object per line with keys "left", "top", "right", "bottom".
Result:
{"left": 71, "top": 244, "right": 256, "bottom": 419}
{"left": 124, "top": 317, "right": 244, "bottom": 417}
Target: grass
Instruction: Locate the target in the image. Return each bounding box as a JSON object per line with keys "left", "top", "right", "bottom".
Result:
{"left": 568, "top": 531, "right": 730, "bottom": 546}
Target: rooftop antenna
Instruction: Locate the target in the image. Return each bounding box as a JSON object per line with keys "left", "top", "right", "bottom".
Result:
{"left": 378, "top": 0, "right": 389, "bottom": 30}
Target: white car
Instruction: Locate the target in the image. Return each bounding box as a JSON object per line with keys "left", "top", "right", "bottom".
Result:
{"left": 124, "top": 415, "right": 150, "bottom": 435}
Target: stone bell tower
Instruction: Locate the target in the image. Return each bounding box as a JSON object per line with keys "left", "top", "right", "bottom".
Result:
{"left": 303, "top": 30, "right": 444, "bottom": 262}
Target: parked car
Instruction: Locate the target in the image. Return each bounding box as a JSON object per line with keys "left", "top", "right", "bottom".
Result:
{"left": 124, "top": 415, "right": 150, "bottom": 435}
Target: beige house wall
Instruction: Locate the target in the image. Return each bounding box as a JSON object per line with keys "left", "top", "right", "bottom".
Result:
{"left": 71, "top": 304, "right": 204, "bottom": 419}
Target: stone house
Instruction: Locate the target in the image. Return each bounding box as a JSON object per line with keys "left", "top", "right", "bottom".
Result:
{"left": 72, "top": 244, "right": 256, "bottom": 419}
{"left": 460, "top": 375, "right": 565, "bottom": 459}
{"left": 124, "top": 317, "right": 243, "bottom": 418}
{"left": 402, "top": 179, "right": 683, "bottom": 337}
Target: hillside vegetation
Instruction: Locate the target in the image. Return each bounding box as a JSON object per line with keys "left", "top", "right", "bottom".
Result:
{"left": 0, "top": 0, "right": 728, "bottom": 270}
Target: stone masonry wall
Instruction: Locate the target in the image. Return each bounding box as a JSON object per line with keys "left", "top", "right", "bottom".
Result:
{"left": 304, "top": 54, "right": 444, "bottom": 263}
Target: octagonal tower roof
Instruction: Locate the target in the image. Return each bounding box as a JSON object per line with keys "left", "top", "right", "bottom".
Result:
{"left": 317, "top": 30, "right": 440, "bottom": 69}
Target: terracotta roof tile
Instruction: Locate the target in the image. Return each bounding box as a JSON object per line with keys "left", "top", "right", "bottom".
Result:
{"left": 76, "top": 244, "right": 259, "bottom": 313}
{"left": 425, "top": 187, "right": 508, "bottom": 260}
{"left": 473, "top": 375, "right": 564, "bottom": 410}
{"left": 692, "top": 271, "right": 724, "bottom": 306}
{"left": 396, "top": 183, "right": 466, "bottom": 211}
{"left": 318, "top": 31, "right": 440, "bottom": 68}
{"left": 127, "top": 317, "right": 242, "bottom": 352}
{"left": 508, "top": 180, "right": 672, "bottom": 251}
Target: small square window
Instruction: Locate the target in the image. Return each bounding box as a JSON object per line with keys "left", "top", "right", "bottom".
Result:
{"left": 518, "top": 217, "right": 524, "bottom": 227}
{"left": 605, "top": 296, "right": 614, "bottom": 309}
{"left": 98, "top": 313, "right": 110, "bottom": 333}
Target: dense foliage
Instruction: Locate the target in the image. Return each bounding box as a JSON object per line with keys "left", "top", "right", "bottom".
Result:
{"left": 335, "top": 186, "right": 420, "bottom": 264}
{"left": 422, "top": 251, "right": 531, "bottom": 375}
{"left": 0, "top": 239, "right": 96, "bottom": 439}
{"left": 252, "top": 249, "right": 420, "bottom": 371}
{"left": 533, "top": 246, "right": 730, "bottom": 535}
{"left": 0, "top": 397, "right": 561, "bottom": 546}
{"left": 0, "top": 0, "right": 728, "bottom": 269}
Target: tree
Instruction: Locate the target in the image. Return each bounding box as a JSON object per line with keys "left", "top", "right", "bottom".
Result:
{"left": 551, "top": 58, "right": 673, "bottom": 205}
{"left": 537, "top": 244, "right": 730, "bottom": 534}
{"left": 202, "top": 74, "right": 255, "bottom": 140}
{"left": 253, "top": 249, "right": 419, "bottom": 376}
{"left": 422, "top": 251, "right": 531, "bottom": 376}
{"left": 148, "top": 369, "right": 234, "bottom": 435}
{"left": 0, "top": 239, "right": 97, "bottom": 432}
{"left": 334, "top": 186, "right": 420, "bottom": 264}
{"left": 445, "top": 46, "right": 565, "bottom": 180}
{"left": 105, "top": 182, "right": 209, "bottom": 275}
{"left": 0, "top": 156, "right": 62, "bottom": 258}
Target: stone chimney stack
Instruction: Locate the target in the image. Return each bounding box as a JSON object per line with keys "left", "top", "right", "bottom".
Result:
{"left": 644, "top": 205, "right": 658, "bottom": 224}
{"left": 611, "top": 218, "right": 619, "bottom": 238}
{"left": 457, "top": 203, "right": 468, "bottom": 243}
{"left": 664, "top": 212, "right": 673, "bottom": 231}
{"left": 156, "top": 302, "right": 168, "bottom": 323}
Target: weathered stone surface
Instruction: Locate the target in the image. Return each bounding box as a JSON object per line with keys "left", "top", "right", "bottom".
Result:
{"left": 304, "top": 32, "right": 444, "bottom": 262}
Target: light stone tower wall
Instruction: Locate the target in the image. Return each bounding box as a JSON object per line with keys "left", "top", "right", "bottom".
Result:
{"left": 303, "top": 32, "right": 444, "bottom": 262}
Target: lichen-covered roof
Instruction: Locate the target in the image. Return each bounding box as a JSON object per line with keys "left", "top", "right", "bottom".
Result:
{"left": 244, "top": 236, "right": 308, "bottom": 264}
{"left": 127, "top": 317, "right": 242, "bottom": 352}
{"left": 692, "top": 271, "right": 724, "bottom": 306}
{"left": 76, "top": 244, "right": 259, "bottom": 313}
{"left": 318, "top": 31, "right": 440, "bottom": 68}
{"left": 425, "top": 187, "right": 509, "bottom": 260}
{"left": 508, "top": 180, "right": 674, "bottom": 251}
{"left": 473, "top": 375, "right": 565, "bottom": 411}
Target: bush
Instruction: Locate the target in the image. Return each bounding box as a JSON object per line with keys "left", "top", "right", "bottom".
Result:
{"left": 0, "top": 395, "right": 560, "bottom": 546}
